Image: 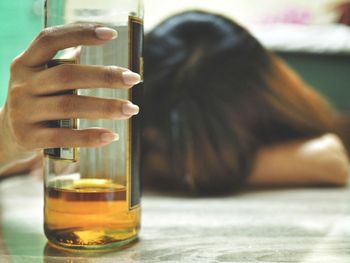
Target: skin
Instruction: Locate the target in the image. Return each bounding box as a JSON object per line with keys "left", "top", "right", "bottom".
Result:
{"left": 249, "top": 134, "right": 349, "bottom": 187}
{"left": 0, "top": 24, "right": 141, "bottom": 175}
{"left": 0, "top": 25, "right": 349, "bottom": 187}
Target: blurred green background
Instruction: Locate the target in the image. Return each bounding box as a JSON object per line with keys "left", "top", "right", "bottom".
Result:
{"left": 0, "top": 0, "right": 348, "bottom": 112}
{"left": 0, "top": 0, "right": 42, "bottom": 106}
{"left": 278, "top": 52, "right": 350, "bottom": 112}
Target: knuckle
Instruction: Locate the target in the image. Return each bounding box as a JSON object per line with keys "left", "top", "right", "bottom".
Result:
{"left": 9, "top": 82, "right": 25, "bottom": 99}
{"left": 7, "top": 106, "right": 20, "bottom": 125}
{"left": 103, "top": 99, "right": 120, "bottom": 118}
{"left": 7, "top": 107, "right": 35, "bottom": 150}
{"left": 76, "top": 23, "right": 96, "bottom": 41}
{"left": 36, "top": 28, "right": 55, "bottom": 44}
{"left": 103, "top": 66, "right": 119, "bottom": 87}
{"left": 8, "top": 86, "right": 39, "bottom": 122}
{"left": 10, "top": 55, "right": 23, "bottom": 73}
{"left": 84, "top": 132, "right": 97, "bottom": 145}
{"left": 8, "top": 84, "right": 27, "bottom": 111}
{"left": 13, "top": 128, "right": 33, "bottom": 150}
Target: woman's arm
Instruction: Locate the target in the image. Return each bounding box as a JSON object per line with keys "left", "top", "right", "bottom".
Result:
{"left": 248, "top": 134, "right": 349, "bottom": 186}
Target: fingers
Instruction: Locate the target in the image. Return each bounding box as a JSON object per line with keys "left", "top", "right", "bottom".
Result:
{"left": 30, "top": 64, "right": 141, "bottom": 95}
{"left": 30, "top": 94, "right": 139, "bottom": 122}
{"left": 19, "top": 24, "right": 118, "bottom": 67}
{"left": 19, "top": 127, "right": 120, "bottom": 150}
{"left": 6, "top": 24, "right": 142, "bottom": 154}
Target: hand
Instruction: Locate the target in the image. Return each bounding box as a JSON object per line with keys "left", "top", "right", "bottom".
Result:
{"left": 0, "top": 24, "right": 141, "bottom": 173}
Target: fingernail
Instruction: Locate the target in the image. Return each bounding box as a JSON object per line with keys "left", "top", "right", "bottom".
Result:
{"left": 100, "top": 133, "right": 119, "bottom": 144}
{"left": 122, "top": 71, "right": 141, "bottom": 85}
{"left": 122, "top": 102, "right": 140, "bottom": 116}
{"left": 95, "top": 27, "right": 118, "bottom": 40}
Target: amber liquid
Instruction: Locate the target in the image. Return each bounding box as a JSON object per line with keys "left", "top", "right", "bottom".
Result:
{"left": 44, "top": 178, "right": 140, "bottom": 249}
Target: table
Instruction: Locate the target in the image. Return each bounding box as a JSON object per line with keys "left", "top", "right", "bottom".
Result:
{"left": 0, "top": 175, "right": 349, "bottom": 262}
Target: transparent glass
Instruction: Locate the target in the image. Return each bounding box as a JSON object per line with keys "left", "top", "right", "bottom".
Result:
{"left": 44, "top": 0, "right": 143, "bottom": 250}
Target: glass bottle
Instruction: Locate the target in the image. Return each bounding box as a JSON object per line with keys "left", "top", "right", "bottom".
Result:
{"left": 43, "top": 0, "right": 143, "bottom": 250}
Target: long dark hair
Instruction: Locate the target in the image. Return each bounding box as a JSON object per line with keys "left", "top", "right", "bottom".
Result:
{"left": 142, "top": 11, "right": 347, "bottom": 195}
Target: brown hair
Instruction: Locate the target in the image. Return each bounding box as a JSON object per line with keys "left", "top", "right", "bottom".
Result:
{"left": 142, "top": 11, "right": 349, "bottom": 195}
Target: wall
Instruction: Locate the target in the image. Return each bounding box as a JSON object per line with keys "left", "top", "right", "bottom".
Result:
{"left": 0, "top": 0, "right": 42, "bottom": 106}
{"left": 144, "top": 0, "right": 343, "bottom": 30}
{"left": 0, "top": 0, "right": 346, "bottom": 106}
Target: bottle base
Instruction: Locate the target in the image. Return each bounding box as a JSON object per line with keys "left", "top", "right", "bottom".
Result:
{"left": 45, "top": 227, "right": 139, "bottom": 251}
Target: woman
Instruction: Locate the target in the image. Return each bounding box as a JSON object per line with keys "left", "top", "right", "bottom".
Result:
{"left": 140, "top": 11, "right": 349, "bottom": 194}
{"left": 0, "top": 11, "right": 349, "bottom": 194}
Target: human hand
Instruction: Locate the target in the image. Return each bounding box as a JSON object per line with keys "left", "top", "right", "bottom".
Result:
{"left": 0, "top": 24, "right": 141, "bottom": 172}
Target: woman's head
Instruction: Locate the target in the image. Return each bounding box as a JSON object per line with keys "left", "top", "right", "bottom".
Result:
{"left": 142, "top": 11, "right": 335, "bottom": 195}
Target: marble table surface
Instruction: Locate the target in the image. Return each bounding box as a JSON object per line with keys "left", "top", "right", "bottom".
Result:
{"left": 0, "top": 175, "right": 349, "bottom": 263}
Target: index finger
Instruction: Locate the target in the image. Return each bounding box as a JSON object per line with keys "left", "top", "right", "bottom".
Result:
{"left": 19, "top": 24, "right": 118, "bottom": 68}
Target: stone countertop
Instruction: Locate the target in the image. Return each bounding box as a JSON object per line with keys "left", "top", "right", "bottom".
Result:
{"left": 0, "top": 175, "right": 349, "bottom": 263}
